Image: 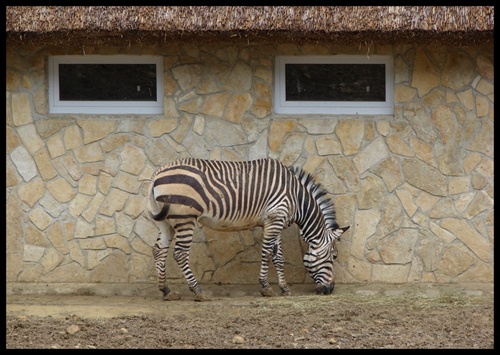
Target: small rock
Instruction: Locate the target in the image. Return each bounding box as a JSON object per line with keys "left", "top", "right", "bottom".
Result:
{"left": 328, "top": 337, "right": 337, "bottom": 344}
{"left": 120, "top": 327, "right": 128, "bottom": 333}
{"left": 232, "top": 335, "right": 245, "bottom": 344}
{"left": 66, "top": 324, "right": 80, "bottom": 334}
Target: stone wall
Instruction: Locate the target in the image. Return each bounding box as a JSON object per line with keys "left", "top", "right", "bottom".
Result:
{"left": 6, "top": 41, "right": 494, "bottom": 295}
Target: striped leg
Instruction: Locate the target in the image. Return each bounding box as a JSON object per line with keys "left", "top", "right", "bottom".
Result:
{"left": 259, "top": 216, "right": 287, "bottom": 297}
{"left": 171, "top": 218, "right": 209, "bottom": 302}
{"left": 153, "top": 222, "right": 180, "bottom": 300}
{"left": 272, "top": 239, "right": 291, "bottom": 296}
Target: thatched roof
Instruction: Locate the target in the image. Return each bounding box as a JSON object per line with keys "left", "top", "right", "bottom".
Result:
{"left": 6, "top": 6, "right": 494, "bottom": 47}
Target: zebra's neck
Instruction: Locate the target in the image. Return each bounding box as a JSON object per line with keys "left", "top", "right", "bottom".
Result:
{"left": 293, "top": 184, "right": 328, "bottom": 247}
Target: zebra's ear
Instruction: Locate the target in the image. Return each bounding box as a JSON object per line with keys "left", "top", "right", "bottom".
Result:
{"left": 331, "top": 226, "right": 350, "bottom": 240}
{"left": 331, "top": 241, "right": 339, "bottom": 259}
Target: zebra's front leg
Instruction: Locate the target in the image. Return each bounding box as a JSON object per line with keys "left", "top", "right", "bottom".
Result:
{"left": 260, "top": 216, "right": 289, "bottom": 297}
{"left": 259, "top": 245, "right": 275, "bottom": 297}
{"left": 272, "top": 240, "right": 291, "bottom": 296}
{"left": 259, "top": 229, "right": 282, "bottom": 297}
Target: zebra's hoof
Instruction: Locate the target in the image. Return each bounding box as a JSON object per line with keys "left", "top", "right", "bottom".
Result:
{"left": 163, "top": 291, "right": 181, "bottom": 301}
{"left": 260, "top": 287, "right": 275, "bottom": 297}
{"left": 194, "top": 292, "right": 210, "bottom": 302}
{"left": 281, "top": 290, "right": 292, "bottom": 297}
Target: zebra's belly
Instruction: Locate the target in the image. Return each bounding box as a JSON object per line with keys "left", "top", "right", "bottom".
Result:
{"left": 198, "top": 215, "right": 263, "bottom": 231}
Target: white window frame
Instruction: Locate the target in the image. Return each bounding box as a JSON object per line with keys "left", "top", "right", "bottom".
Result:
{"left": 48, "top": 55, "right": 164, "bottom": 114}
{"left": 274, "top": 55, "right": 394, "bottom": 115}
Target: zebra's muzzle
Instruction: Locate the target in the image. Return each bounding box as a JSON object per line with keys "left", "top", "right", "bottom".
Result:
{"left": 315, "top": 282, "right": 335, "bottom": 295}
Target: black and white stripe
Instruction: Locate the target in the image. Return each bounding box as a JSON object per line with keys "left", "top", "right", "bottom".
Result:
{"left": 147, "top": 157, "right": 349, "bottom": 301}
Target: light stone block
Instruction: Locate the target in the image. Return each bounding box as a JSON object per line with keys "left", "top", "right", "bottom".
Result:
{"left": 440, "top": 218, "right": 490, "bottom": 262}
{"left": 353, "top": 137, "right": 389, "bottom": 174}
{"left": 95, "top": 215, "right": 116, "bottom": 235}
{"left": 16, "top": 124, "right": 44, "bottom": 156}
{"left": 33, "top": 148, "right": 57, "bottom": 181}
{"left": 336, "top": 120, "right": 364, "bottom": 156}
{"left": 99, "top": 188, "right": 129, "bottom": 216}
{"left": 350, "top": 209, "right": 380, "bottom": 259}
{"left": 370, "top": 156, "right": 404, "bottom": 193}
{"left": 103, "top": 234, "right": 132, "bottom": 254}
{"left": 119, "top": 145, "right": 146, "bottom": 175}
{"left": 395, "top": 188, "right": 418, "bottom": 217}
{"left": 448, "top": 176, "right": 470, "bottom": 195}
{"left": 437, "top": 244, "right": 475, "bottom": 278}
{"left": 316, "top": 136, "right": 342, "bottom": 156}
{"left": 268, "top": 120, "right": 296, "bottom": 152}
{"left": 63, "top": 125, "right": 83, "bottom": 150}
{"left": 10, "top": 145, "right": 38, "bottom": 182}
{"left": 346, "top": 258, "right": 372, "bottom": 282}
{"left": 299, "top": 119, "right": 335, "bottom": 134}
{"left": 68, "top": 240, "right": 86, "bottom": 266}
{"left": 401, "top": 159, "right": 447, "bottom": 196}
{"left": 371, "top": 264, "right": 411, "bottom": 283}
{"left": 200, "top": 92, "right": 231, "bottom": 117}
{"left": 87, "top": 249, "right": 113, "bottom": 270}
{"left": 412, "top": 50, "right": 439, "bottom": 97}
{"left": 116, "top": 213, "right": 135, "bottom": 238}
{"left": 131, "top": 235, "right": 155, "bottom": 256}
{"left": 68, "top": 194, "right": 92, "bottom": 218}
{"left": 463, "top": 190, "right": 494, "bottom": 219}
{"left": 11, "top": 92, "right": 33, "bottom": 126}
{"left": 73, "top": 142, "right": 104, "bottom": 163}
{"left": 81, "top": 193, "right": 105, "bottom": 222}
{"left": 112, "top": 171, "right": 142, "bottom": 194}
{"left": 46, "top": 177, "right": 76, "bottom": 203}
{"left": 28, "top": 206, "right": 52, "bottom": 231}
{"left": 39, "top": 194, "right": 64, "bottom": 218}
{"left": 77, "top": 120, "right": 116, "bottom": 144}
{"left": 224, "top": 93, "right": 253, "bottom": 123}
{"left": 23, "top": 244, "right": 45, "bottom": 262}
{"left": 40, "top": 248, "right": 64, "bottom": 272}
{"left": 204, "top": 119, "right": 247, "bottom": 147}
{"left": 134, "top": 216, "right": 159, "bottom": 248}
{"left": 386, "top": 134, "right": 414, "bottom": 157}
{"left": 379, "top": 228, "right": 419, "bottom": 264}
{"left": 17, "top": 177, "right": 44, "bottom": 207}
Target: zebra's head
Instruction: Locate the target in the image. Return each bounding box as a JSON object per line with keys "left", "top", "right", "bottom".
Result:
{"left": 303, "top": 226, "right": 350, "bottom": 295}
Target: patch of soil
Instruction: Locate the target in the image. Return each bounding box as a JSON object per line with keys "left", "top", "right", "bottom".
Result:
{"left": 6, "top": 288, "right": 494, "bottom": 349}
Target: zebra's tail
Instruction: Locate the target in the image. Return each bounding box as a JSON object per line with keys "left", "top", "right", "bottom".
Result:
{"left": 151, "top": 203, "right": 169, "bottom": 221}
{"left": 147, "top": 179, "right": 169, "bottom": 221}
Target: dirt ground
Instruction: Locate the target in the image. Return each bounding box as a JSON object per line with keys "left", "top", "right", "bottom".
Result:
{"left": 6, "top": 283, "right": 494, "bottom": 349}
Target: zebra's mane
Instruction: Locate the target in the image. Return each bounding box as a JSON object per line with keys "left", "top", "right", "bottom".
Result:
{"left": 290, "top": 166, "right": 339, "bottom": 230}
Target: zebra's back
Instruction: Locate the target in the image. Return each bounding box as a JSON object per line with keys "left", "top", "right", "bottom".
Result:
{"left": 150, "top": 158, "right": 298, "bottom": 231}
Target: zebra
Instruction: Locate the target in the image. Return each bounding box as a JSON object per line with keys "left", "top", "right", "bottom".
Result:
{"left": 146, "top": 157, "right": 349, "bottom": 301}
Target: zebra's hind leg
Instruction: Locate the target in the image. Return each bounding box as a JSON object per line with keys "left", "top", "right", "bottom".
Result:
{"left": 171, "top": 218, "right": 210, "bottom": 302}
{"left": 173, "top": 246, "right": 209, "bottom": 302}
{"left": 153, "top": 223, "right": 181, "bottom": 301}
{"left": 272, "top": 240, "right": 291, "bottom": 296}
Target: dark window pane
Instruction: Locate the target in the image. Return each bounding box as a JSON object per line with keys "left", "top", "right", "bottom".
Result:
{"left": 285, "top": 64, "right": 386, "bottom": 102}
{"left": 59, "top": 64, "right": 157, "bottom": 101}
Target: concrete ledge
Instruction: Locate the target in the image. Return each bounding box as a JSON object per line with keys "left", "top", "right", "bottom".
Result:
{"left": 7, "top": 282, "right": 494, "bottom": 299}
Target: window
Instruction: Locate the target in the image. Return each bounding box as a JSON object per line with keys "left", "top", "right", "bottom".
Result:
{"left": 48, "top": 55, "right": 163, "bottom": 114}
{"left": 274, "top": 55, "right": 394, "bottom": 115}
